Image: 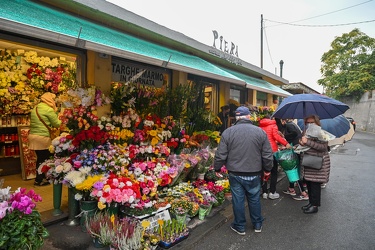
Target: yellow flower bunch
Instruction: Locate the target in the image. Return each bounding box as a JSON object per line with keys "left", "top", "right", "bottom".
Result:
{"left": 216, "top": 179, "right": 230, "bottom": 193}
{"left": 109, "top": 128, "right": 134, "bottom": 143}
{"left": 193, "top": 188, "right": 204, "bottom": 204}
{"left": 76, "top": 175, "right": 102, "bottom": 192}
{"left": 170, "top": 197, "right": 192, "bottom": 215}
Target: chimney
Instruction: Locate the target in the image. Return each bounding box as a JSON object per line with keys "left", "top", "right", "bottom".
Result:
{"left": 279, "top": 60, "right": 284, "bottom": 78}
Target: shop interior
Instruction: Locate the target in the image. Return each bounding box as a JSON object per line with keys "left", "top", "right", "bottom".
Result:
{"left": 1, "top": 39, "right": 76, "bottom": 215}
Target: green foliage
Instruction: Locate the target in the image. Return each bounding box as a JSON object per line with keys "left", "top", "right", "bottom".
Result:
{"left": 318, "top": 28, "right": 375, "bottom": 101}
{"left": 0, "top": 210, "right": 49, "bottom": 250}
{"left": 109, "top": 80, "right": 221, "bottom": 132}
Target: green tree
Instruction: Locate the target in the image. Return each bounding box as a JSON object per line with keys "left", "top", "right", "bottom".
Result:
{"left": 318, "top": 28, "right": 375, "bottom": 101}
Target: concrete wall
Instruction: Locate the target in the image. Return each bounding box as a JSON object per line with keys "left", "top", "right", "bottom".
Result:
{"left": 342, "top": 90, "right": 375, "bottom": 133}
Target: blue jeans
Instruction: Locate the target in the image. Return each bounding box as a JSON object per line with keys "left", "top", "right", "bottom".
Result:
{"left": 229, "top": 173, "right": 263, "bottom": 232}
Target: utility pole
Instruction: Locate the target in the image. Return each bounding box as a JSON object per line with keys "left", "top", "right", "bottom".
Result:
{"left": 260, "top": 14, "right": 263, "bottom": 69}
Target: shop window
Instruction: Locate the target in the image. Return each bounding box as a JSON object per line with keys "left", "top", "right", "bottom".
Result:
{"left": 230, "top": 86, "right": 247, "bottom": 105}
{"left": 256, "top": 91, "right": 268, "bottom": 106}
{"left": 187, "top": 75, "right": 219, "bottom": 114}
{"left": 230, "top": 89, "right": 241, "bottom": 103}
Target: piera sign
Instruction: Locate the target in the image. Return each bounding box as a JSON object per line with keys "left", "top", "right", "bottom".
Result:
{"left": 212, "top": 30, "right": 239, "bottom": 57}
{"left": 112, "top": 60, "right": 165, "bottom": 88}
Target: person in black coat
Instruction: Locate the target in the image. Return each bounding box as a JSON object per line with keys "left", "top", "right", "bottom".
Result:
{"left": 217, "top": 105, "right": 230, "bottom": 134}
{"left": 276, "top": 119, "right": 308, "bottom": 200}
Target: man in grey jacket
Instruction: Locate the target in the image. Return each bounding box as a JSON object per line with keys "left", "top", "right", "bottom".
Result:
{"left": 214, "top": 106, "right": 273, "bottom": 235}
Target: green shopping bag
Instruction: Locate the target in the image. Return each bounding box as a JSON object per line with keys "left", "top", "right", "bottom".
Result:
{"left": 274, "top": 148, "right": 299, "bottom": 171}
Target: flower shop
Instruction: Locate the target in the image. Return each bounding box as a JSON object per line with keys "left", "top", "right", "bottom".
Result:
{"left": 0, "top": 35, "right": 283, "bottom": 249}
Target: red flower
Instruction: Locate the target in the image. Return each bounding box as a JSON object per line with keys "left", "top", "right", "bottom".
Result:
{"left": 40, "top": 164, "right": 51, "bottom": 173}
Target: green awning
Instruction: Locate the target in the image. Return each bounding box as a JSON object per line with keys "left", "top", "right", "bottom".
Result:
{"left": 219, "top": 67, "right": 292, "bottom": 97}
{"left": 1, "top": 0, "right": 290, "bottom": 97}
{"left": 0, "top": 0, "right": 245, "bottom": 84}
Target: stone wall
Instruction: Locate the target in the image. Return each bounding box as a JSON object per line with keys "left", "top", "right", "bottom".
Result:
{"left": 342, "top": 90, "right": 375, "bottom": 133}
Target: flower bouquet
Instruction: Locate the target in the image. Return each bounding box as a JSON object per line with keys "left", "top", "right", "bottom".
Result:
{"left": 167, "top": 197, "right": 191, "bottom": 224}
{"left": 0, "top": 187, "right": 49, "bottom": 249}
{"left": 90, "top": 173, "right": 143, "bottom": 212}
{"left": 38, "top": 157, "right": 72, "bottom": 184}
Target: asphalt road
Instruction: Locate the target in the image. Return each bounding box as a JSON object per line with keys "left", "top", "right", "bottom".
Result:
{"left": 189, "top": 131, "right": 375, "bottom": 250}
{"left": 40, "top": 131, "right": 375, "bottom": 250}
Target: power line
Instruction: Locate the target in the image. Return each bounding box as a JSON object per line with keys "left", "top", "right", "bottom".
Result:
{"left": 263, "top": 27, "right": 275, "bottom": 68}
{"left": 265, "top": 0, "right": 374, "bottom": 28}
{"left": 265, "top": 19, "right": 375, "bottom": 28}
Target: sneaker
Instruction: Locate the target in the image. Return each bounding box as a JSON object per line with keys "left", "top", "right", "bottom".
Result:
{"left": 321, "top": 183, "right": 327, "bottom": 189}
{"left": 293, "top": 195, "right": 309, "bottom": 201}
{"left": 262, "top": 193, "right": 268, "bottom": 199}
{"left": 34, "top": 180, "right": 50, "bottom": 186}
{"left": 254, "top": 225, "right": 262, "bottom": 233}
{"left": 268, "top": 192, "right": 280, "bottom": 200}
{"left": 283, "top": 189, "right": 296, "bottom": 196}
{"left": 230, "top": 226, "right": 246, "bottom": 236}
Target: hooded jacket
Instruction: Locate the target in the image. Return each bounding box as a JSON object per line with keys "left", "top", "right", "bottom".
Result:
{"left": 259, "top": 118, "right": 289, "bottom": 152}
{"left": 214, "top": 119, "right": 273, "bottom": 176}
{"left": 29, "top": 99, "right": 61, "bottom": 138}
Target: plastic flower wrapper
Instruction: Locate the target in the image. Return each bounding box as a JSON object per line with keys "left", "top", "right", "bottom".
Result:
{"left": 305, "top": 123, "right": 336, "bottom": 142}
{"left": 274, "top": 149, "right": 299, "bottom": 171}
{"left": 0, "top": 186, "right": 11, "bottom": 202}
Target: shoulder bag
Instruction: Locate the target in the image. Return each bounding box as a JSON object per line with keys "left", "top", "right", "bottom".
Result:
{"left": 301, "top": 154, "right": 323, "bottom": 170}
{"left": 36, "top": 107, "right": 60, "bottom": 140}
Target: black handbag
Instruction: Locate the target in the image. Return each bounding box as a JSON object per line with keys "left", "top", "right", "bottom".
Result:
{"left": 301, "top": 154, "right": 323, "bottom": 170}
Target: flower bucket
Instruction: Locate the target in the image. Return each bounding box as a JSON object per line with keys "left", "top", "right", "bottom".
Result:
{"left": 197, "top": 173, "right": 205, "bottom": 180}
{"left": 198, "top": 206, "right": 209, "bottom": 220}
{"left": 285, "top": 168, "right": 299, "bottom": 182}
{"left": 52, "top": 183, "right": 63, "bottom": 216}
{"left": 206, "top": 204, "right": 213, "bottom": 216}
{"left": 79, "top": 200, "right": 98, "bottom": 232}
{"left": 175, "top": 213, "right": 187, "bottom": 225}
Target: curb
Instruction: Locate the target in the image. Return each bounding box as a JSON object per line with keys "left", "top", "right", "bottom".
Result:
{"left": 170, "top": 172, "right": 287, "bottom": 249}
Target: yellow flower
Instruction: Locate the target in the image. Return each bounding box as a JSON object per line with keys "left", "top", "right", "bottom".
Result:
{"left": 151, "top": 137, "right": 159, "bottom": 146}
{"left": 149, "top": 130, "right": 158, "bottom": 137}
{"left": 98, "top": 202, "right": 106, "bottom": 210}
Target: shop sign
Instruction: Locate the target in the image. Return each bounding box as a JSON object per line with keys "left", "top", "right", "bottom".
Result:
{"left": 210, "top": 30, "right": 242, "bottom": 66}
{"left": 112, "top": 61, "right": 165, "bottom": 88}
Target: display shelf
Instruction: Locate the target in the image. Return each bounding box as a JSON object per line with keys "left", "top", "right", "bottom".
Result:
{"left": 0, "top": 124, "right": 33, "bottom": 178}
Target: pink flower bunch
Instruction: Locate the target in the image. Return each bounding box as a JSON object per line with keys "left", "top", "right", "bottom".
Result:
{"left": 0, "top": 188, "right": 42, "bottom": 219}
{"left": 44, "top": 67, "right": 63, "bottom": 93}
{"left": 91, "top": 174, "right": 141, "bottom": 210}
{"left": 133, "top": 129, "right": 146, "bottom": 143}
{"left": 127, "top": 144, "right": 170, "bottom": 160}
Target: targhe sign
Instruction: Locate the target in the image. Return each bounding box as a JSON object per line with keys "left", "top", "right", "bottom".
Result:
{"left": 112, "top": 60, "right": 166, "bottom": 88}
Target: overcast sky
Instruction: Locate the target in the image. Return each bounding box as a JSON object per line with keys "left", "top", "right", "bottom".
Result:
{"left": 107, "top": 0, "right": 375, "bottom": 93}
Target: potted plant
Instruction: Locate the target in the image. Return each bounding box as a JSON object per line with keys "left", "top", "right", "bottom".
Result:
{"left": 86, "top": 211, "right": 116, "bottom": 248}
{"left": 0, "top": 187, "right": 49, "bottom": 249}
{"left": 111, "top": 217, "right": 144, "bottom": 250}
{"left": 157, "top": 218, "right": 189, "bottom": 248}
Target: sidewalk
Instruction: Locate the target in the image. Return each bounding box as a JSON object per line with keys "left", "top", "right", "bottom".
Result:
{"left": 41, "top": 172, "right": 286, "bottom": 250}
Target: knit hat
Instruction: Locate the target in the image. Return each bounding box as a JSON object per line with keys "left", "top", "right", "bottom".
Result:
{"left": 40, "top": 92, "right": 57, "bottom": 111}
{"left": 235, "top": 106, "right": 251, "bottom": 116}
